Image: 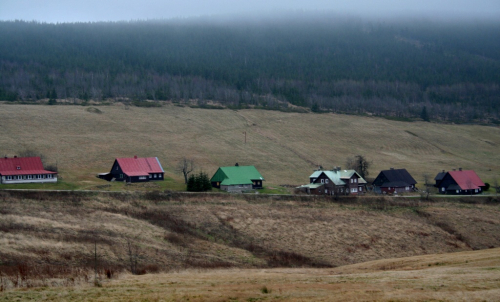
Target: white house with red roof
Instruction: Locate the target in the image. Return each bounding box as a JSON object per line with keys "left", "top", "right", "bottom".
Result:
{"left": 434, "top": 168, "right": 485, "bottom": 195}
{"left": 0, "top": 156, "right": 57, "bottom": 184}
{"left": 98, "top": 156, "right": 164, "bottom": 183}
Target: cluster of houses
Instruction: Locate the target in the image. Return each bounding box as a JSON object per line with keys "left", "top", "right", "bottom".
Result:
{"left": 0, "top": 155, "right": 488, "bottom": 196}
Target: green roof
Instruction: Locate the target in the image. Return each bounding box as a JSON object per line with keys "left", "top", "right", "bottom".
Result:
{"left": 210, "top": 165, "right": 264, "bottom": 186}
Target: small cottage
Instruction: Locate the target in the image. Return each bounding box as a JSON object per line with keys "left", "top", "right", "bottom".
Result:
{"left": 0, "top": 156, "right": 57, "bottom": 184}
{"left": 98, "top": 156, "right": 164, "bottom": 183}
{"left": 372, "top": 168, "right": 417, "bottom": 194}
{"left": 210, "top": 164, "right": 264, "bottom": 192}
{"left": 435, "top": 168, "right": 485, "bottom": 195}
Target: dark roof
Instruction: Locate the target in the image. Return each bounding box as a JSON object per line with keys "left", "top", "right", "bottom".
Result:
{"left": 0, "top": 157, "right": 56, "bottom": 175}
{"left": 116, "top": 157, "right": 164, "bottom": 176}
{"left": 377, "top": 168, "right": 417, "bottom": 187}
{"left": 448, "top": 170, "right": 485, "bottom": 190}
{"left": 434, "top": 172, "right": 446, "bottom": 181}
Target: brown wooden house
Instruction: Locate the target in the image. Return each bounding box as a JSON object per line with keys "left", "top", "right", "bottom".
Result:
{"left": 298, "top": 167, "right": 367, "bottom": 196}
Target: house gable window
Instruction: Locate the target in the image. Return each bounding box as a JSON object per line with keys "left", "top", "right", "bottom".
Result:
{"left": 321, "top": 179, "right": 324, "bottom": 184}
{"left": 325, "top": 179, "right": 329, "bottom": 184}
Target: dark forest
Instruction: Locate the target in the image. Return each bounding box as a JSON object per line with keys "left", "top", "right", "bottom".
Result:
{"left": 1, "top": 14, "right": 499, "bottom": 123}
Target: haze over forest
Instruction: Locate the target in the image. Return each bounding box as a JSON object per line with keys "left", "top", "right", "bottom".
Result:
{"left": 1, "top": 9, "right": 499, "bottom": 123}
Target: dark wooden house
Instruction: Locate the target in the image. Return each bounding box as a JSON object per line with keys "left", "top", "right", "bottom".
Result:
{"left": 298, "top": 167, "right": 367, "bottom": 196}
{"left": 434, "top": 169, "right": 485, "bottom": 195}
{"left": 98, "top": 156, "right": 164, "bottom": 183}
{"left": 372, "top": 168, "right": 417, "bottom": 194}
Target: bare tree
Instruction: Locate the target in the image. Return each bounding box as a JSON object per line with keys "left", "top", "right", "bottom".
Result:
{"left": 345, "top": 155, "right": 370, "bottom": 179}
{"left": 126, "top": 239, "right": 141, "bottom": 275}
{"left": 422, "top": 174, "right": 434, "bottom": 200}
{"left": 176, "top": 158, "right": 195, "bottom": 184}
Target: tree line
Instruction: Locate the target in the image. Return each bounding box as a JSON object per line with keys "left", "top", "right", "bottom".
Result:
{"left": 1, "top": 15, "right": 499, "bottom": 123}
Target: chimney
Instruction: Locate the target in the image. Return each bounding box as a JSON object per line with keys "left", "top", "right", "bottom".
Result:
{"left": 442, "top": 170, "right": 445, "bottom": 173}
{"left": 14, "top": 155, "right": 17, "bottom": 158}
{"left": 134, "top": 155, "right": 137, "bottom": 159}
{"left": 390, "top": 167, "right": 394, "bottom": 170}
{"left": 235, "top": 163, "right": 239, "bottom": 166}
{"left": 459, "top": 167, "right": 462, "bottom": 171}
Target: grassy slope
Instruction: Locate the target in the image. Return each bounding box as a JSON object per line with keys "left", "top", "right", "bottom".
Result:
{"left": 1, "top": 193, "right": 499, "bottom": 273}
{"left": 0, "top": 104, "right": 499, "bottom": 190}
{"left": 0, "top": 194, "right": 500, "bottom": 301}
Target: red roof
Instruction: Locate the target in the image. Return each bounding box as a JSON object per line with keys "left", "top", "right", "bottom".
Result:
{"left": 448, "top": 170, "right": 485, "bottom": 190}
{"left": 0, "top": 157, "right": 57, "bottom": 176}
{"left": 116, "top": 157, "right": 164, "bottom": 177}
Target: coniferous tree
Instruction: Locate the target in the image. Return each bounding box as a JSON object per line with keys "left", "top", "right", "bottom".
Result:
{"left": 420, "top": 106, "right": 430, "bottom": 122}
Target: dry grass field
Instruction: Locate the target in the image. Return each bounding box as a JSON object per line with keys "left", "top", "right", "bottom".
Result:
{"left": 1, "top": 104, "right": 500, "bottom": 300}
{"left": 1, "top": 247, "right": 499, "bottom": 301}
{"left": 0, "top": 103, "right": 499, "bottom": 189}
{"left": 1, "top": 191, "right": 499, "bottom": 293}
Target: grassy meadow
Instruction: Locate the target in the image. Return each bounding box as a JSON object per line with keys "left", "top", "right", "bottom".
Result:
{"left": 0, "top": 103, "right": 499, "bottom": 191}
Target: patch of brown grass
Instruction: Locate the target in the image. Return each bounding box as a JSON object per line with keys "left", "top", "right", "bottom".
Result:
{"left": 2, "top": 248, "right": 500, "bottom": 301}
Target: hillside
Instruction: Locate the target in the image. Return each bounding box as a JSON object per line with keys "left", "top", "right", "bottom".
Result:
{"left": 0, "top": 191, "right": 499, "bottom": 296}
{"left": 3, "top": 248, "right": 500, "bottom": 301}
{"left": 0, "top": 104, "right": 499, "bottom": 189}
{"left": 1, "top": 16, "right": 500, "bottom": 122}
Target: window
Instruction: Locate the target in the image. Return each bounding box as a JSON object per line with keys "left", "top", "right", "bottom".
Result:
{"left": 7, "top": 176, "right": 12, "bottom": 180}
{"left": 321, "top": 179, "right": 324, "bottom": 184}
{"left": 325, "top": 179, "right": 329, "bottom": 184}
{"left": 340, "top": 188, "right": 343, "bottom": 193}
{"left": 48, "top": 174, "right": 52, "bottom": 179}
{"left": 456, "top": 190, "right": 459, "bottom": 193}
{"left": 359, "top": 187, "right": 362, "bottom": 191}
{"left": 350, "top": 179, "right": 353, "bottom": 183}
{"left": 120, "top": 174, "right": 124, "bottom": 179}
{"left": 442, "top": 187, "right": 445, "bottom": 192}
{"left": 351, "top": 188, "right": 358, "bottom": 193}
{"left": 139, "top": 176, "right": 147, "bottom": 180}
{"left": 23, "top": 175, "right": 27, "bottom": 179}
{"left": 149, "top": 174, "right": 152, "bottom": 178}
{"left": 37, "top": 175, "right": 42, "bottom": 179}
{"left": 154, "top": 174, "right": 157, "bottom": 178}
{"left": 475, "top": 189, "right": 478, "bottom": 193}
{"left": 405, "top": 186, "right": 409, "bottom": 191}
{"left": 354, "top": 178, "right": 357, "bottom": 183}
{"left": 17, "top": 166, "right": 21, "bottom": 170}
{"left": 28, "top": 175, "right": 32, "bottom": 179}
{"left": 325, "top": 189, "right": 328, "bottom": 193}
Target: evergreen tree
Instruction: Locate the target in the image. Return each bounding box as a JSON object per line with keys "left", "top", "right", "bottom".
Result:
{"left": 186, "top": 172, "right": 212, "bottom": 192}
{"left": 420, "top": 106, "right": 430, "bottom": 122}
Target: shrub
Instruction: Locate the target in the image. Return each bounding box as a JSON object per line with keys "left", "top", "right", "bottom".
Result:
{"left": 187, "top": 172, "right": 212, "bottom": 192}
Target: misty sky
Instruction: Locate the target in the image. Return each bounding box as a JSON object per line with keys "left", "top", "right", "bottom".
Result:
{"left": 1, "top": 0, "right": 500, "bottom": 23}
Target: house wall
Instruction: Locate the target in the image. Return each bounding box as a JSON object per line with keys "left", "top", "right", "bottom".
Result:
{"left": 345, "top": 174, "right": 362, "bottom": 195}
{"left": 1, "top": 174, "right": 57, "bottom": 184}
{"left": 251, "top": 179, "right": 263, "bottom": 189}
{"left": 221, "top": 184, "right": 253, "bottom": 193}
{"left": 377, "top": 186, "right": 414, "bottom": 194}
